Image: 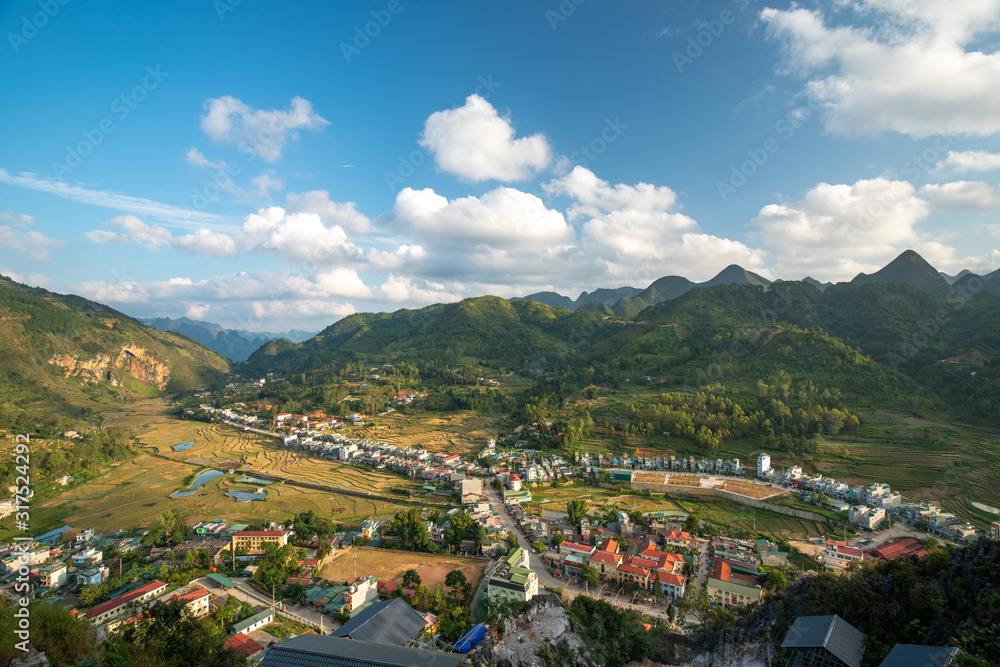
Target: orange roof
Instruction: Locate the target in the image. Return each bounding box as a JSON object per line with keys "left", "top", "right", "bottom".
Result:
{"left": 170, "top": 587, "right": 209, "bottom": 604}
{"left": 589, "top": 551, "right": 622, "bottom": 566}
{"left": 224, "top": 633, "right": 264, "bottom": 657}
{"left": 618, "top": 563, "right": 649, "bottom": 576}
{"left": 630, "top": 556, "right": 659, "bottom": 569}
{"left": 711, "top": 561, "right": 732, "bottom": 582}
{"left": 656, "top": 571, "right": 685, "bottom": 586}
{"left": 600, "top": 538, "right": 619, "bottom": 553}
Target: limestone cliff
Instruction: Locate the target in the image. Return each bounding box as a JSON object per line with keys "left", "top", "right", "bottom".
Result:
{"left": 48, "top": 344, "right": 171, "bottom": 390}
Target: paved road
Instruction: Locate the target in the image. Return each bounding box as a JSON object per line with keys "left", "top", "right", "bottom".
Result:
{"left": 197, "top": 576, "right": 335, "bottom": 634}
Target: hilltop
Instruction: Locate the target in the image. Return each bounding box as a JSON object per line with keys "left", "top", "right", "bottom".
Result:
{"left": 0, "top": 275, "right": 229, "bottom": 419}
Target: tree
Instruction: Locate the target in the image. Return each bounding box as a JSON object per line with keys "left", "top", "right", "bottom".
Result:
{"left": 505, "top": 530, "right": 520, "bottom": 551}
{"left": 581, "top": 564, "right": 600, "bottom": 589}
{"left": 532, "top": 541, "right": 546, "bottom": 553}
{"left": 553, "top": 531, "right": 566, "bottom": 547}
{"left": 567, "top": 499, "right": 588, "bottom": 527}
{"left": 444, "top": 570, "right": 471, "bottom": 603}
{"left": 762, "top": 570, "right": 787, "bottom": 590}
{"left": 0, "top": 602, "right": 94, "bottom": 666}
{"left": 402, "top": 569, "right": 422, "bottom": 590}
{"left": 652, "top": 577, "right": 663, "bottom": 599}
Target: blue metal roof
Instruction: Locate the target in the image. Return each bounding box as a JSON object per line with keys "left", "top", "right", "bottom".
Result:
{"left": 331, "top": 598, "right": 426, "bottom": 646}
{"left": 453, "top": 624, "right": 487, "bottom": 654}
{"left": 258, "top": 635, "right": 464, "bottom": 667}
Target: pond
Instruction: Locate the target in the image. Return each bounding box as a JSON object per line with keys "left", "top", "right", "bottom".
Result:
{"left": 236, "top": 476, "right": 273, "bottom": 485}
{"left": 173, "top": 441, "right": 195, "bottom": 451}
{"left": 188, "top": 469, "right": 224, "bottom": 488}
{"left": 228, "top": 490, "right": 267, "bottom": 502}
{"left": 169, "top": 490, "right": 197, "bottom": 498}
{"left": 971, "top": 501, "right": 1000, "bottom": 514}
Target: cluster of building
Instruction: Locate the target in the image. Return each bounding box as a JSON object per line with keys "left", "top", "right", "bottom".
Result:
{"left": 757, "top": 454, "right": 983, "bottom": 542}
{"left": 553, "top": 533, "right": 692, "bottom": 599}
{"left": 580, "top": 452, "right": 744, "bottom": 476}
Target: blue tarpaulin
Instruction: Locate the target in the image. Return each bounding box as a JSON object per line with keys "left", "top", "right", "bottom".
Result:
{"left": 454, "top": 623, "right": 487, "bottom": 653}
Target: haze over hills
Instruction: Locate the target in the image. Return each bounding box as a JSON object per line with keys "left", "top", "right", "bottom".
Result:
{"left": 0, "top": 275, "right": 229, "bottom": 415}
{"left": 141, "top": 316, "right": 317, "bottom": 362}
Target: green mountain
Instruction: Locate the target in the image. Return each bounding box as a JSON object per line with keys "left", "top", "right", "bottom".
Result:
{"left": 244, "top": 296, "right": 613, "bottom": 373}
{"left": 844, "top": 249, "right": 955, "bottom": 298}
{"left": 0, "top": 276, "right": 229, "bottom": 415}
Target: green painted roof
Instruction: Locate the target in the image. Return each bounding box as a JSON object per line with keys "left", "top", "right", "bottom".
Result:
{"left": 505, "top": 547, "right": 524, "bottom": 567}
{"left": 207, "top": 573, "right": 237, "bottom": 588}
{"left": 231, "top": 608, "right": 274, "bottom": 634}
{"left": 708, "top": 577, "right": 761, "bottom": 598}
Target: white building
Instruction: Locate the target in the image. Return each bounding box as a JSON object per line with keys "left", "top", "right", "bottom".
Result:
{"left": 343, "top": 575, "right": 379, "bottom": 613}
{"left": 991, "top": 521, "right": 1000, "bottom": 542}
{"left": 756, "top": 453, "right": 771, "bottom": 478}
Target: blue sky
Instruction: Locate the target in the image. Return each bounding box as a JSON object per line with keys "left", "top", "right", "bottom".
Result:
{"left": 2, "top": 0, "right": 999, "bottom": 331}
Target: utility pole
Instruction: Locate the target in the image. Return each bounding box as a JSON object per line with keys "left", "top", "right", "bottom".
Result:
{"left": 353, "top": 553, "right": 357, "bottom": 581}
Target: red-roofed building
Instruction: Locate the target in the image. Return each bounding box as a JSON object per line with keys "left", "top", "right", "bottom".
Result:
{"left": 662, "top": 530, "right": 692, "bottom": 549}
{"left": 84, "top": 580, "right": 168, "bottom": 626}
{"left": 507, "top": 474, "right": 522, "bottom": 491}
{"left": 559, "top": 541, "right": 596, "bottom": 559}
{"left": 617, "top": 562, "right": 650, "bottom": 587}
{"left": 630, "top": 556, "right": 660, "bottom": 570}
{"left": 168, "top": 586, "right": 211, "bottom": 618}
{"left": 231, "top": 530, "right": 289, "bottom": 551}
{"left": 589, "top": 550, "right": 623, "bottom": 577}
{"left": 224, "top": 633, "right": 265, "bottom": 658}
{"left": 599, "top": 538, "right": 619, "bottom": 553}
{"left": 378, "top": 579, "right": 398, "bottom": 598}
{"left": 869, "top": 538, "right": 928, "bottom": 561}
{"left": 654, "top": 571, "right": 687, "bottom": 597}
{"left": 712, "top": 560, "right": 732, "bottom": 582}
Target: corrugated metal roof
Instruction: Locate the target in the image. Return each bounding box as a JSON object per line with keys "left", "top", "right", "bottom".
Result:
{"left": 231, "top": 608, "right": 274, "bottom": 634}
{"left": 877, "top": 645, "right": 959, "bottom": 667}
{"left": 331, "top": 598, "right": 426, "bottom": 646}
{"left": 781, "top": 615, "right": 866, "bottom": 667}
{"left": 259, "top": 635, "right": 465, "bottom": 667}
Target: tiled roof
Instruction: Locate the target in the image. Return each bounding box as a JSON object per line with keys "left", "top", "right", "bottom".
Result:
{"left": 589, "top": 551, "right": 621, "bottom": 566}
{"left": 225, "top": 633, "right": 264, "bottom": 657}
{"left": 780, "top": 615, "right": 866, "bottom": 667}
{"left": 617, "top": 563, "right": 649, "bottom": 576}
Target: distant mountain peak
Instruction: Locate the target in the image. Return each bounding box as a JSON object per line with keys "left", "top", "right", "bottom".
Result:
{"left": 848, "top": 249, "right": 954, "bottom": 298}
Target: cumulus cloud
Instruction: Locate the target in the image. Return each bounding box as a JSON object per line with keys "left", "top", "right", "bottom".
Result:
{"left": 933, "top": 150, "right": 1000, "bottom": 174}
{"left": 84, "top": 215, "right": 173, "bottom": 251}
{"left": 174, "top": 229, "right": 239, "bottom": 258}
{"left": 200, "top": 95, "right": 329, "bottom": 162}
{"left": 419, "top": 94, "right": 552, "bottom": 182}
{"left": 919, "top": 181, "right": 1000, "bottom": 209}
{"left": 762, "top": 0, "right": 1000, "bottom": 137}
{"left": 186, "top": 147, "right": 284, "bottom": 200}
{"left": 368, "top": 244, "right": 427, "bottom": 271}
{"left": 0, "top": 213, "right": 63, "bottom": 262}
{"left": 185, "top": 303, "right": 211, "bottom": 319}
{"left": 378, "top": 274, "right": 463, "bottom": 303}
{"left": 748, "top": 177, "right": 984, "bottom": 279}
{"left": 545, "top": 167, "right": 764, "bottom": 281}
{"left": 286, "top": 190, "right": 370, "bottom": 234}
{"left": 240, "top": 206, "right": 363, "bottom": 265}
{"left": 394, "top": 186, "right": 573, "bottom": 249}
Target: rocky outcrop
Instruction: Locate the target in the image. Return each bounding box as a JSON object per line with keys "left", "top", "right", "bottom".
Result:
{"left": 468, "top": 594, "right": 596, "bottom": 667}
{"left": 48, "top": 344, "right": 170, "bottom": 390}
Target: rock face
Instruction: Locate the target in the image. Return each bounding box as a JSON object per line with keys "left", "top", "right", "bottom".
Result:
{"left": 48, "top": 344, "right": 170, "bottom": 390}
{"left": 469, "top": 594, "right": 596, "bottom": 667}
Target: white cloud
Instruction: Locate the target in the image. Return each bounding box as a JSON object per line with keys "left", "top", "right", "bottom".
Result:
{"left": 368, "top": 244, "right": 427, "bottom": 271}
{"left": 185, "top": 147, "right": 227, "bottom": 171}
{"left": 419, "top": 94, "right": 552, "bottom": 182}
{"left": 240, "top": 206, "right": 362, "bottom": 264}
{"left": 0, "top": 213, "right": 63, "bottom": 262}
{"left": 933, "top": 150, "right": 1000, "bottom": 174}
{"left": 200, "top": 95, "right": 329, "bottom": 162}
{"left": 919, "top": 181, "right": 1000, "bottom": 209}
{"left": 84, "top": 215, "right": 173, "bottom": 251}
{"left": 186, "top": 148, "right": 284, "bottom": 201}
{"left": 0, "top": 169, "right": 231, "bottom": 231}
{"left": 185, "top": 303, "right": 211, "bottom": 319}
{"left": 286, "top": 190, "right": 370, "bottom": 234}
{"left": 378, "top": 275, "right": 463, "bottom": 303}
{"left": 748, "top": 177, "right": 986, "bottom": 279}
{"left": 762, "top": 1, "right": 1000, "bottom": 137}
{"left": 545, "top": 167, "right": 764, "bottom": 281}
{"left": 394, "top": 186, "right": 573, "bottom": 248}
{"left": 0, "top": 266, "right": 53, "bottom": 288}
{"left": 174, "top": 229, "right": 239, "bottom": 258}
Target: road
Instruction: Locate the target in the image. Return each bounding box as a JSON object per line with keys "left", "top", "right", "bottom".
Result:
{"left": 197, "top": 576, "right": 336, "bottom": 634}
